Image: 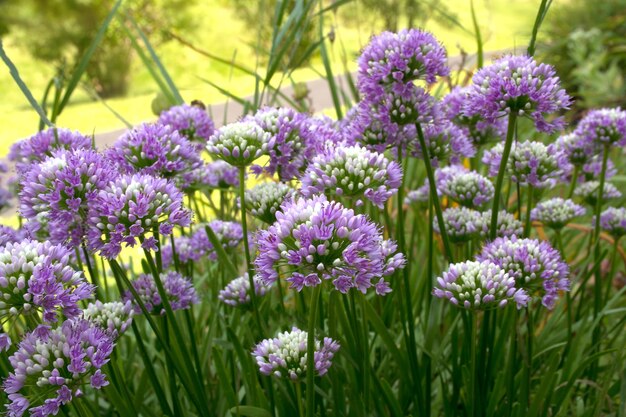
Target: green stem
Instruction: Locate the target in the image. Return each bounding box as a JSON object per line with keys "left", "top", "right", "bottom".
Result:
{"left": 470, "top": 312, "right": 478, "bottom": 417}
{"left": 306, "top": 285, "right": 322, "bottom": 417}
{"left": 296, "top": 382, "right": 305, "bottom": 417}
{"left": 82, "top": 245, "right": 103, "bottom": 300}
{"left": 506, "top": 308, "right": 517, "bottom": 416}
{"left": 524, "top": 186, "right": 533, "bottom": 238}
{"left": 604, "top": 239, "right": 620, "bottom": 302}
{"left": 490, "top": 113, "right": 518, "bottom": 241}
{"left": 554, "top": 230, "right": 572, "bottom": 345}
{"left": 567, "top": 165, "right": 580, "bottom": 199}
{"left": 415, "top": 122, "right": 454, "bottom": 263}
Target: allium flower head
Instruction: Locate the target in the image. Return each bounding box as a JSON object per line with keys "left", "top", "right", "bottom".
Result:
{"left": 219, "top": 274, "right": 270, "bottom": 307}
{"left": 0, "top": 333, "right": 10, "bottom": 352}
{"left": 404, "top": 183, "right": 430, "bottom": 206}
{"left": 207, "top": 121, "right": 271, "bottom": 167}
{"left": 300, "top": 144, "right": 402, "bottom": 208}
{"left": 483, "top": 140, "right": 566, "bottom": 188}
{"left": 108, "top": 123, "right": 202, "bottom": 181}
{"left": 3, "top": 319, "right": 113, "bottom": 417}
{"left": 478, "top": 236, "right": 570, "bottom": 309}
{"left": 124, "top": 271, "right": 198, "bottom": 315}
{"left": 158, "top": 103, "right": 215, "bottom": 143}
{"left": 0, "top": 186, "right": 13, "bottom": 212}
{"left": 254, "top": 196, "right": 403, "bottom": 295}
{"left": 556, "top": 132, "right": 594, "bottom": 166}
{"left": 574, "top": 107, "right": 626, "bottom": 149}
{"left": 0, "top": 240, "right": 93, "bottom": 324}
{"left": 252, "top": 327, "right": 340, "bottom": 380}
{"left": 83, "top": 300, "right": 134, "bottom": 336}
{"left": 434, "top": 207, "right": 481, "bottom": 244}
{"left": 244, "top": 182, "right": 295, "bottom": 224}
{"left": 531, "top": 198, "right": 586, "bottom": 230}
{"left": 87, "top": 174, "right": 192, "bottom": 259}
{"left": 433, "top": 260, "right": 529, "bottom": 309}
{"left": 412, "top": 119, "right": 476, "bottom": 166}
{"left": 357, "top": 29, "right": 448, "bottom": 95}
{"left": 8, "top": 128, "right": 92, "bottom": 173}
{"left": 0, "top": 224, "right": 27, "bottom": 247}
{"left": 467, "top": 55, "right": 571, "bottom": 133}
{"left": 574, "top": 181, "right": 622, "bottom": 207}
{"left": 478, "top": 210, "right": 523, "bottom": 240}
{"left": 182, "top": 161, "right": 240, "bottom": 192}
{"left": 440, "top": 86, "right": 506, "bottom": 145}
{"left": 436, "top": 166, "right": 494, "bottom": 208}
{"left": 20, "top": 150, "right": 118, "bottom": 246}
{"left": 597, "top": 207, "right": 626, "bottom": 239}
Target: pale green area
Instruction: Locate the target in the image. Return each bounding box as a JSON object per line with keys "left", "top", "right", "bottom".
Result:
{"left": 0, "top": 0, "right": 541, "bottom": 157}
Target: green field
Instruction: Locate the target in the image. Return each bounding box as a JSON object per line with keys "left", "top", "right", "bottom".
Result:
{"left": 0, "top": 0, "right": 541, "bottom": 156}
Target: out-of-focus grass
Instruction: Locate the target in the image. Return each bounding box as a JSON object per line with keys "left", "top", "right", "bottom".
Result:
{"left": 0, "top": 0, "right": 540, "bottom": 156}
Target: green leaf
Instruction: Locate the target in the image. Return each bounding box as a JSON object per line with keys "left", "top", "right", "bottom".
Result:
{"left": 228, "top": 406, "right": 272, "bottom": 417}
{"left": 204, "top": 225, "right": 240, "bottom": 278}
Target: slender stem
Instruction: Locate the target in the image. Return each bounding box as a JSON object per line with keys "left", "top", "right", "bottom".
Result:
{"left": 490, "top": 113, "right": 518, "bottom": 240}
{"left": 524, "top": 186, "right": 533, "bottom": 238}
{"left": 567, "top": 165, "right": 580, "bottom": 199}
{"left": 604, "top": 239, "right": 620, "bottom": 302}
{"left": 554, "top": 230, "right": 572, "bottom": 345}
{"left": 296, "top": 382, "right": 305, "bottom": 417}
{"left": 506, "top": 308, "right": 517, "bottom": 416}
{"left": 81, "top": 245, "right": 103, "bottom": 300}
{"left": 415, "top": 122, "right": 454, "bottom": 263}
{"left": 527, "top": 0, "right": 551, "bottom": 57}
{"left": 470, "top": 312, "right": 478, "bottom": 417}
{"left": 306, "top": 285, "right": 322, "bottom": 417}
{"left": 525, "top": 308, "right": 533, "bottom": 411}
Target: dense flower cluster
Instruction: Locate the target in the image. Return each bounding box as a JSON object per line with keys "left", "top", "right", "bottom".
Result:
{"left": 433, "top": 261, "right": 529, "bottom": 309}
{"left": 404, "top": 183, "right": 430, "bottom": 205}
{"left": 0, "top": 240, "right": 93, "bottom": 324}
{"left": 0, "top": 225, "right": 25, "bottom": 246}
{"left": 598, "top": 207, "right": 626, "bottom": 239}
{"left": 300, "top": 144, "right": 402, "bottom": 208}
{"left": 252, "top": 327, "right": 340, "bottom": 380}
{"left": 83, "top": 300, "right": 134, "bottom": 336}
{"left": 255, "top": 196, "right": 403, "bottom": 294}
{"left": 412, "top": 120, "right": 476, "bottom": 166}
{"left": 435, "top": 166, "right": 494, "bottom": 208}
{"left": 182, "top": 161, "right": 239, "bottom": 191}
{"left": 158, "top": 103, "right": 215, "bottom": 143}
{"left": 478, "top": 236, "right": 569, "bottom": 309}
{"left": 531, "top": 198, "right": 586, "bottom": 229}
{"left": 87, "top": 174, "right": 192, "bottom": 259}
{"left": 574, "top": 181, "right": 622, "bottom": 206}
{"left": 434, "top": 207, "right": 481, "bottom": 244}
{"left": 483, "top": 140, "right": 565, "bottom": 188}
{"left": 478, "top": 210, "right": 523, "bottom": 239}
{"left": 3, "top": 319, "right": 114, "bottom": 417}
{"left": 556, "top": 132, "right": 594, "bottom": 166}
{"left": 124, "top": 271, "right": 198, "bottom": 315}
{"left": 207, "top": 121, "right": 271, "bottom": 167}
{"left": 219, "top": 274, "right": 270, "bottom": 307}
{"left": 466, "top": 55, "right": 571, "bottom": 133}
{"left": 244, "top": 182, "right": 294, "bottom": 224}
{"left": 574, "top": 107, "right": 626, "bottom": 149}
{"left": 8, "top": 128, "right": 92, "bottom": 173}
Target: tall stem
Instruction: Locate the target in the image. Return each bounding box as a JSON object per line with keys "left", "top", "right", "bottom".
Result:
{"left": 306, "top": 285, "right": 322, "bottom": 417}
{"left": 567, "top": 165, "right": 580, "bottom": 199}
{"left": 470, "top": 312, "right": 478, "bottom": 417}
{"left": 490, "top": 113, "right": 518, "bottom": 240}
{"left": 554, "top": 230, "right": 572, "bottom": 345}
{"left": 415, "top": 122, "right": 454, "bottom": 263}
{"left": 524, "top": 186, "right": 534, "bottom": 238}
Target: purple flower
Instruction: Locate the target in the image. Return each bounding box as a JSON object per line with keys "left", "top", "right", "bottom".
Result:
{"left": 574, "top": 107, "right": 626, "bottom": 149}
{"left": 357, "top": 29, "right": 448, "bottom": 96}
{"left": 243, "top": 182, "right": 295, "bottom": 224}
{"left": 482, "top": 140, "right": 566, "bottom": 188}
{"left": 440, "top": 86, "right": 507, "bottom": 145}
{"left": 8, "top": 128, "right": 92, "bottom": 173}
{"left": 466, "top": 55, "right": 571, "bottom": 133}
{"left": 182, "top": 160, "right": 240, "bottom": 192}
{"left": 254, "top": 196, "right": 403, "bottom": 295}
{"left": 0, "top": 240, "right": 94, "bottom": 325}
{"left": 3, "top": 319, "right": 114, "bottom": 417}
{"left": 20, "top": 150, "right": 118, "bottom": 246}
{"left": 434, "top": 207, "right": 481, "bottom": 244}
{"left": 123, "top": 271, "right": 198, "bottom": 315}
{"left": 574, "top": 181, "right": 622, "bottom": 207}
{"left": 83, "top": 300, "right": 134, "bottom": 337}
{"left": 207, "top": 121, "right": 271, "bottom": 167}
{"left": 477, "top": 210, "right": 523, "bottom": 240}
{"left": 478, "top": 236, "right": 570, "bottom": 309}
{"left": 433, "top": 260, "right": 529, "bottom": 309}
{"left": 404, "top": 183, "right": 430, "bottom": 206}
{"left": 252, "top": 327, "right": 340, "bottom": 380}
{"left": 412, "top": 119, "right": 476, "bottom": 166}
{"left": 87, "top": 174, "right": 192, "bottom": 259}
{"left": 108, "top": 123, "right": 202, "bottom": 182}
{"left": 531, "top": 198, "right": 586, "bottom": 230}
{"left": 597, "top": 207, "right": 626, "bottom": 239}
{"left": 300, "top": 144, "right": 402, "bottom": 208}
{"left": 556, "top": 132, "right": 595, "bottom": 166}
{"left": 158, "top": 103, "right": 215, "bottom": 143}
{"left": 0, "top": 225, "right": 27, "bottom": 247}
{"left": 0, "top": 333, "right": 10, "bottom": 351}
{"left": 435, "top": 165, "right": 494, "bottom": 208}
{"left": 219, "top": 274, "right": 270, "bottom": 307}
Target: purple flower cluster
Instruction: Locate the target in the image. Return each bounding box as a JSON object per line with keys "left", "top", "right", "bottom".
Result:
{"left": 0, "top": 224, "right": 28, "bottom": 247}
{"left": 108, "top": 123, "right": 202, "bottom": 181}
{"left": 87, "top": 174, "right": 192, "bottom": 259}
{"left": 466, "top": 55, "right": 571, "bottom": 133}
{"left": 124, "top": 271, "right": 198, "bottom": 315}
{"left": 574, "top": 107, "right": 626, "bottom": 149}
{"left": 478, "top": 210, "right": 523, "bottom": 240}
{"left": 412, "top": 119, "right": 476, "bottom": 166}
{"left": 434, "top": 207, "right": 481, "bottom": 244}
{"left": 530, "top": 198, "right": 586, "bottom": 230}
{"left": 597, "top": 207, "right": 626, "bottom": 239}
{"left": 0, "top": 240, "right": 94, "bottom": 324}
{"left": 182, "top": 161, "right": 240, "bottom": 192}
{"left": 207, "top": 121, "right": 271, "bottom": 167}
{"left": 478, "top": 236, "right": 569, "bottom": 309}
{"left": 300, "top": 144, "right": 402, "bottom": 208}
{"left": 244, "top": 182, "right": 294, "bottom": 224}
{"left": 556, "top": 132, "right": 594, "bottom": 166}
{"left": 254, "top": 196, "right": 403, "bottom": 295}
{"left": 433, "top": 260, "right": 529, "bottom": 309}
{"left": 404, "top": 183, "right": 430, "bottom": 206}
{"left": 8, "top": 128, "right": 92, "bottom": 173}
{"left": 3, "top": 319, "right": 114, "bottom": 417}
{"left": 575, "top": 181, "right": 622, "bottom": 207}
{"left": 252, "top": 327, "right": 340, "bottom": 380}
{"left": 435, "top": 166, "right": 494, "bottom": 208}
{"left": 83, "top": 300, "right": 134, "bottom": 337}
{"left": 158, "top": 103, "right": 215, "bottom": 143}
{"left": 218, "top": 274, "right": 270, "bottom": 307}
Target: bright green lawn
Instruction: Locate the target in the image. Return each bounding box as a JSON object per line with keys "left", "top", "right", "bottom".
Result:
{"left": 0, "top": 0, "right": 542, "bottom": 157}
